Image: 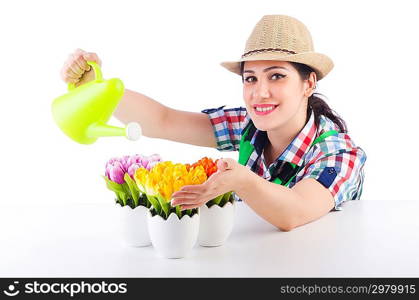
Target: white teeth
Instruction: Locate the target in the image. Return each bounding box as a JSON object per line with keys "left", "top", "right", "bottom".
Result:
{"left": 255, "top": 106, "right": 276, "bottom": 112}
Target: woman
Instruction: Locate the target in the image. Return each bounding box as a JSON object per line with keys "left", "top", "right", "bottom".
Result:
{"left": 61, "top": 15, "right": 366, "bottom": 231}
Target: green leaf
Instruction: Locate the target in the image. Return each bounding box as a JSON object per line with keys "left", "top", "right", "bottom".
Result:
{"left": 143, "top": 194, "right": 151, "bottom": 208}
{"left": 205, "top": 199, "right": 215, "bottom": 208}
{"left": 121, "top": 182, "right": 131, "bottom": 195}
{"left": 102, "top": 176, "right": 126, "bottom": 193}
{"left": 118, "top": 191, "right": 128, "bottom": 206}
{"left": 212, "top": 194, "right": 225, "bottom": 206}
{"left": 216, "top": 191, "right": 233, "bottom": 207}
{"left": 156, "top": 195, "right": 170, "bottom": 219}
{"left": 124, "top": 173, "right": 140, "bottom": 207}
{"left": 175, "top": 205, "right": 182, "bottom": 219}
{"left": 115, "top": 192, "right": 122, "bottom": 205}
{"left": 147, "top": 195, "right": 162, "bottom": 215}
{"left": 137, "top": 193, "right": 147, "bottom": 207}
{"left": 133, "top": 175, "right": 146, "bottom": 194}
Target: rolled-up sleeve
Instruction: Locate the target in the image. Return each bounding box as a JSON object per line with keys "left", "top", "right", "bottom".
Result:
{"left": 300, "top": 144, "right": 367, "bottom": 210}
{"left": 201, "top": 106, "right": 248, "bottom": 152}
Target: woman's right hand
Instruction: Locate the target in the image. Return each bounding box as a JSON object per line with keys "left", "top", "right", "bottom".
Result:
{"left": 60, "top": 49, "right": 102, "bottom": 87}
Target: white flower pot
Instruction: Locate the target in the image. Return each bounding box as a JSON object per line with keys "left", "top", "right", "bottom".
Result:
{"left": 116, "top": 202, "right": 151, "bottom": 247}
{"left": 147, "top": 211, "right": 200, "bottom": 259}
{"left": 198, "top": 201, "right": 236, "bottom": 247}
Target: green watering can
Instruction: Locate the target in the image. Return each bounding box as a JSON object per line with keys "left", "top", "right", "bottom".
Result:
{"left": 51, "top": 61, "right": 141, "bottom": 144}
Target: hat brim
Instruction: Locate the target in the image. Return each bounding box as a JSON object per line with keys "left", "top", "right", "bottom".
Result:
{"left": 220, "top": 51, "right": 334, "bottom": 80}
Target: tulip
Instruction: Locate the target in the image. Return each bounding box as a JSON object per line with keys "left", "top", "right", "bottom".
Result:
{"left": 146, "top": 160, "right": 160, "bottom": 171}
{"left": 127, "top": 154, "right": 143, "bottom": 168}
{"left": 134, "top": 167, "right": 153, "bottom": 195}
{"left": 149, "top": 153, "right": 162, "bottom": 163}
{"left": 108, "top": 161, "right": 125, "bottom": 184}
{"left": 105, "top": 157, "right": 121, "bottom": 179}
{"left": 134, "top": 161, "right": 207, "bottom": 219}
{"left": 118, "top": 155, "right": 131, "bottom": 171}
{"left": 117, "top": 153, "right": 163, "bottom": 179}
{"left": 188, "top": 157, "right": 218, "bottom": 177}
{"left": 188, "top": 165, "right": 207, "bottom": 184}
{"left": 189, "top": 157, "right": 235, "bottom": 208}
{"left": 104, "top": 154, "right": 164, "bottom": 208}
{"left": 127, "top": 163, "right": 141, "bottom": 178}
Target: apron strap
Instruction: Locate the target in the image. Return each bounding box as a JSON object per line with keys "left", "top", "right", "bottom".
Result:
{"left": 238, "top": 121, "right": 256, "bottom": 166}
{"left": 273, "top": 129, "right": 339, "bottom": 186}
{"left": 238, "top": 121, "right": 339, "bottom": 187}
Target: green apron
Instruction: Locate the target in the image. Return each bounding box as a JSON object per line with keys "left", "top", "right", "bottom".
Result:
{"left": 238, "top": 120, "right": 338, "bottom": 187}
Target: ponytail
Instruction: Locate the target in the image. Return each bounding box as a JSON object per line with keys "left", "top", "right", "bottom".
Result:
{"left": 308, "top": 93, "right": 347, "bottom": 133}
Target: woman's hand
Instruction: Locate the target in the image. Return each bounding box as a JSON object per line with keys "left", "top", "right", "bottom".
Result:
{"left": 60, "top": 48, "right": 102, "bottom": 87}
{"left": 171, "top": 158, "right": 246, "bottom": 209}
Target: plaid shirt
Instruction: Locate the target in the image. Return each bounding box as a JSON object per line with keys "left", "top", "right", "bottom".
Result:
{"left": 201, "top": 106, "right": 367, "bottom": 210}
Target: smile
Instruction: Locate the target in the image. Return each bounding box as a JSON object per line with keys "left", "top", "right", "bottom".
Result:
{"left": 253, "top": 104, "right": 279, "bottom": 116}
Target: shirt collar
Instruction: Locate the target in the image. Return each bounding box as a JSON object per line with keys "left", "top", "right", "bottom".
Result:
{"left": 250, "top": 111, "right": 317, "bottom": 167}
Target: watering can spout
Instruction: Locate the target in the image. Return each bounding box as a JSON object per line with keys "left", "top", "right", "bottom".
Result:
{"left": 51, "top": 61, "right": 141, "bottom": 144}
{"left": 87, "top": 122, "right": 142, "bottom": 141}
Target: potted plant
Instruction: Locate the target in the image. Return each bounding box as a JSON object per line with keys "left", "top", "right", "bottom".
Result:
{"left": 186, "top": 157, "right": 236, "bottom": 247}
{"left": 103, "top": 154, "right": 162, "bottom": 247}
{"left": 134, "top": 161, "right": 206, "bottom": 258}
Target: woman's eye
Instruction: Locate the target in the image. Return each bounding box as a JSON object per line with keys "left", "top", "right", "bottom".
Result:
{"left": 244, "top": 76, "right": 256, "bottom": 83}
{"left": 271, "top": 73, "right": 285, "bottom": 80}
{"left": 244, "top": 73, "right": 285, "bottom": 83}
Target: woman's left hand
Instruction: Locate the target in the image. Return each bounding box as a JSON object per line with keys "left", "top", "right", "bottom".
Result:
{"left": 171, "top": 158, "right": 245, "bottom": 210}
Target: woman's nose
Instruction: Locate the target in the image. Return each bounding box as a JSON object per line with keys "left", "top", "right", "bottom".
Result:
{"left": 253, "top": 80, "right": 271, "bottom": 99}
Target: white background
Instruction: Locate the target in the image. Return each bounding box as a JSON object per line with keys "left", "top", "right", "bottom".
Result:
{"left": 0, "top": 0, "right": 418, "bottom": 205}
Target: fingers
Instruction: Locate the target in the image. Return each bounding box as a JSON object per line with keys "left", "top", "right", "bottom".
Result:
{"left": 217, "top": 158, "right": 235, "bottom": 171}
{"left": 60, "top": 60, "right": 79, "bottom": 83}
{"left": 172, "top": 190, "right": 200, "bottom": 198}
{"left": 173, "top": 198, "right": 205, "bottom": 210}
{"left": 60, "top": 48, "right": 101, "bottom": 84}
{"left": 82, "top": 51, "right": 102, "bottom": 66}
{"left": 61, "top": 49, "right": 85, "bottom": 83}
{"left": 216, "top": 159, "right": 225, "bottom": 172}
{"left": 68, "top": 59, "right": 84, "bottom": 77}
{"left": 73, "top": 51, "right": 90, "bottom": 72}
{"left": 171, "top": 197, "right": 198, "bottom": 206}
{"left": 175, "top": 185, "right": 206, "bottom": 194}
{"left": 172, "top": 190, "right": 201, "bottom": 200}
{"left": 171, "top": 191, "right": 199, "bottom": 204}
{"left": 180, "top": 204, "right": 201, "bottom": 210}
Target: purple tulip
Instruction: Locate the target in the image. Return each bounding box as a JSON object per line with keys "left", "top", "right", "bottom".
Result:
{"left": 118, "top": 155, "right": 131, "bottom": 171}
{"left": 146, "top": 160, "right": 160, "bottom": 170}
{"left": 145, "top": 154, "right": 162, "bottom": 170}
{"left": 107, "top": 157, "right": 118, "bottom": 164}
{"left": 149, "top": 154, "right": 161, "bottom": 162}
{"left": 127, "top": 163, "right": 141, "bottom": 177}
{"left": 105, "top": 158, "right": 127, "bottom": 184}
{"left": 127, "top": 153, "right": 162, "bottom": 172}
{"left": 105, "top": 157, "right": 119, "bottom": 178}
{"left": 127, "top": 154, "right": 144, "bottom": 167}
{"left": 105, "top": 153, "right": 163, "bottom": 183}
{"left": 108, "top": 161, "right": 125, "bottom": 184}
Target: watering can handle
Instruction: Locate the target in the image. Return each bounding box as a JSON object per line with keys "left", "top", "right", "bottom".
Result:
{"left": 67, "top": 61, "right": 103, "bottom": 91}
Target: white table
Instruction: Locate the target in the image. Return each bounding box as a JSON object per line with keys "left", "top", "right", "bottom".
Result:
{"left": 1, "top": 200, "right": 418, "bottom": 277}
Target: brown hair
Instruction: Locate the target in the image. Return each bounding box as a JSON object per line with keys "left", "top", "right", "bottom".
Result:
{"left": 240, "top": 61, "right": 347, "bottom": 133}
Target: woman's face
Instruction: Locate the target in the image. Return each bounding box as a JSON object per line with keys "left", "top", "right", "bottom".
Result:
{"left": 242, "top": 60, "right": 314, "bottom": 132}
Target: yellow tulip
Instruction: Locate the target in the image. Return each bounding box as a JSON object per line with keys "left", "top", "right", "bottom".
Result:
{"left": 189, "top": 165, "right": 207, "bottom": 184}
{"left": 173, "top": 178, "right": 186, "bottom": 193}
{"left": 173, "top": 164, "right": 188, "bottom": 178}
{"left": 134, "top": 167, "right": 149, "bottom": 193}
{"left": 144, "top": 175, "right": 156, "bottom": 196}
{"left": 135, "top": 161, "right": 208, "bottom": 218}
{"left": 157, "top": 179, "right": 174, "bottom": 202}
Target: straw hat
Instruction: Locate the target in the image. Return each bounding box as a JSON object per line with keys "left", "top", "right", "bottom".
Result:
{"left": 221, "top": 15, "right": 334, "bottom": 80}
